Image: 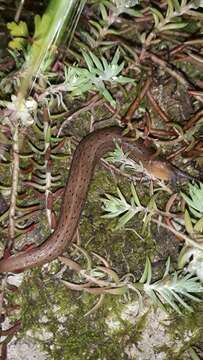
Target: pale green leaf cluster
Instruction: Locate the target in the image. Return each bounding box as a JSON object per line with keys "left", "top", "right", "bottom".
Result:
{"left": 7, "top": 20, "right": 29, "bottom": 50}
{"left": 101, "top": 182, "right": 159, "bottom": 230}
{"left": 65, "top": 49, "right": 134, "bottom": 107}
{"left": 98, "top": 0, "right": 142, "bottom": 27}
{"left": 101, "top": 183, "right": 144, "bottom": 228}
{"left": 150, "top": 0, "right": 202, "bottom": 33}
{"left": 139, "top": 258, "right": 203, "bottom": 314}
{"left": 106, "top": 143, "right": 141, "bottom": 172}
{"left": 181, "top": 182, "right": 203, "bottom": 218}
{"left": 179, "top": 183, "right": 203, "bottom": 282}
{"left": 179, "top": 245, "right": 203, "bottom": 282}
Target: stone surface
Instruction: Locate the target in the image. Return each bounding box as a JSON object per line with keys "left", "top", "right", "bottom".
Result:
{"left": 8, "top": 338, "right": 48, "bottom": 360}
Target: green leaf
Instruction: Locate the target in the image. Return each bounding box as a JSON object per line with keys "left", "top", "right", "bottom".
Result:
{"left": 188, "top": 347, "right": 201, "bottom": 360}
{"left": 7, "top": 21, "right": 29, "bottom": 37}
{"left": 112, "top": 48, "right": 120, "bottom": 65}
{"left": 28, "top": 140, "right": 45, "bottom": 154}
{"left": 116, "top": 208, "right": 137, "bottom": 229}
{"left": 100, "top": 87, "right": 116, "bottom": 107}
{"left": 100, "top": 3, "right": 108, "bottom": 21}
{"left": 82, "top": 51, "right": 94, "bottom": 71}
{"left": 163, "top": 257, "right": 171, "bottom": 278}
{"left": 50, "top": 153, "right": 69, "bottom": 160}
{"left": 89, "top": 20, "right": 102, "bottom": 33}
{"left": 89, "top": 51, "right": 104, "bottom": 71}
{"left": 194, "top": 216, "right": 203, "bottom": 232}
{"left": 166, "top": 0, "right": 175, "bottom": 18}
{"left": 8, "top": 38, "right": 26, "bottom": 50}
{"left": 162, "top": 22, "right": 188, "bottom": 31}
{"left": 131, "top": 183, "right": 141, "bottom": 206}
{"left": 140, "top": 257, "right": 152, "bottom": 284}
{"left": 115, "top": 76, "right": 135, "bottom": 84}
{"left": 184, "top": 210, "right": 194, "bottom": 234}
{"left": 150, "top": 7, "right": 164, "bottom": 26}
{"left": 124, "top": 9, "right": 143, "bottom": 17}
{"left": 171, "top": 0, "right": 181, "bottom": 12}
{"left": 0, "top": 182, "right": 11, "bottom": 190}
{"left": 181, "top": 182, "right": 203, "bottom": 215}
{"left": 45, "top": 126, "right": 51, "bottom": 143}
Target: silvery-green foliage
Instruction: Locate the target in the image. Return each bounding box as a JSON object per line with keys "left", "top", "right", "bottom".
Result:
{"left": 65, "top": 48, "right": 134, "bottom": 107}
{"left": 150, "top": 0, "right": 203, "bottom": 33}
{"left": 179, "top": 183, "right": 203, "bottom": 282}
{"left": 178, "top": 245, "right": 203, "bottom": 282}
{"left": 101, "top": 180, "right": 161, "bottom": 234}
{"left": 181, "top": 182, "right": 203, "bottom": 218}
{"left": 101, "top": 180, "right": 159, "bottom": 231}
{"left": 106, "top": 143, "right": 142, "bottom": 172}
{"left": 139, "top": 258, "right": 203, "bottom": 314}
{"left": 101, "top": 183, "right": 144, "bottom": 229}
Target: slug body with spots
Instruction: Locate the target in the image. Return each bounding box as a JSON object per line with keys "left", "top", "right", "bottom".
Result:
{"left": 0, "top": 126, "right": 177, "bottom": 273}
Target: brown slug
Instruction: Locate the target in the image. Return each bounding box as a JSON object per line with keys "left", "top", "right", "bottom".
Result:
{"left": 0, "top": 126, "right": 190, "bottom": 273}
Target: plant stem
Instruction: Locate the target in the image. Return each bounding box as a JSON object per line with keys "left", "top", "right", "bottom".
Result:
{"left": 152, "top": 218, "right": 203, "bottom": 250}
{"left": 9, "top": 125, "right": 19, "bottom": 245}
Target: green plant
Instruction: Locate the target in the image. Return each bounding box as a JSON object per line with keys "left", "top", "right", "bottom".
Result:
{"left": 101, "top": 183, "right": 146, "bottom": 229}
{"left": 60, "top": 251, "right": 203, "bottom": 315}
{"left": 39, "top": 48, "right": 134, "bottom": 107}
{"left": 18, "top": 0, "right": 87, "bottom": 100}
{"left": 106, "top": 143, "right": 142, "bottom": 172}
{"left": 70, "top": 48, "right": 134, "bottom": 106}
{"left": 150, "top": 0, "right": 201, "bottom": 33}
{"left": 180, "top": 183, "right": 203, "bottom": 243}
{"left": 80, "top": 0, "right": 142, "bottom": 49}
{"left": 138, "top": 257, "right": 203, "bottom": 314}
{"left": 1, "top": 0, "right": 203, "bottom": 356}
{"left": 181, "top": 182, "right": 203, "bottom": 218}
{"left": 178, "top": 245, "right": 203, "bottom": 282}
{"left": 7, "top": 20, "right": 29, "bottom": 50}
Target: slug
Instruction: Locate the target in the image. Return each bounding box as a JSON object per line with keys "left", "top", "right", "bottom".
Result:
{"left": 0, "top": 126, "right": 183, "bottom": 273}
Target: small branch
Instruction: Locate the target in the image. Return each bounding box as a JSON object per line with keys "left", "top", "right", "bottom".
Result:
{"left": 0, "top": 276, "right": 8, "bottom": 321}
{"left": 183, "top": 108, "right": 203, "bottom": 131}
{"left": 147, "top": 90, "right": 171, "bottom": 124}
{"left": 152, "top": 218, "right": 203, "bottom": 250}
{"left": 43, "top": 108, "right": 53, "bottom": 230}
{"left": 57, "top": 95, "right": 103, "bottom": 137}
{"left": 0, "top": 320, "right": 21, "bottom": 336}
{"left": 8, "top": 125, "right": 19, "bottom": 247}
{"left": 122, "top": 78, "right": 152, "bottom": 124}
{"left": 146, "top": 51, "right": 190, "bottom": 88}
{"left": 14, "top": 0, "right": 25, "bottom": 22}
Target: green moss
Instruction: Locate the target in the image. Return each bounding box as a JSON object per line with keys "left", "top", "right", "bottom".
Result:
{"left": 15, "top": 270, "right": 142, "bottom": 359}
{"left": 3, "top": 136, "right": 201, "bottom": 360}
{"left": 10, "top": 164, "right": 201, "bottom": 360}
{"left": 79, "top": 167, "right": 159, "bottom": 277}
{"left": 163, "top": 303, "right": 203, "bottom": 359}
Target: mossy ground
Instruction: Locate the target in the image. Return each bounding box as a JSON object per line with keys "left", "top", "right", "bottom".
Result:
{"left": 1, "top": 2, "right": 203, "bottom": 359}
{"left": 5, "top": 164, "right": 202, "bottom": 360}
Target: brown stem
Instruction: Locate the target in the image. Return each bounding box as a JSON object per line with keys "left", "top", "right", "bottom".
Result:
{"left": 0, "top": 320, "right": 21, "bottom": 336}
{"left": 8, "top": 126, "right": 19, "bottom": 247}
{"left": 146, "top": 90, "right": 171, "bottom": 124}
{"left": 184, "top": 108, "right": 203, "bottom": 131}
{"left": 122, "top": 78, "right": 152, "bottom": 124}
